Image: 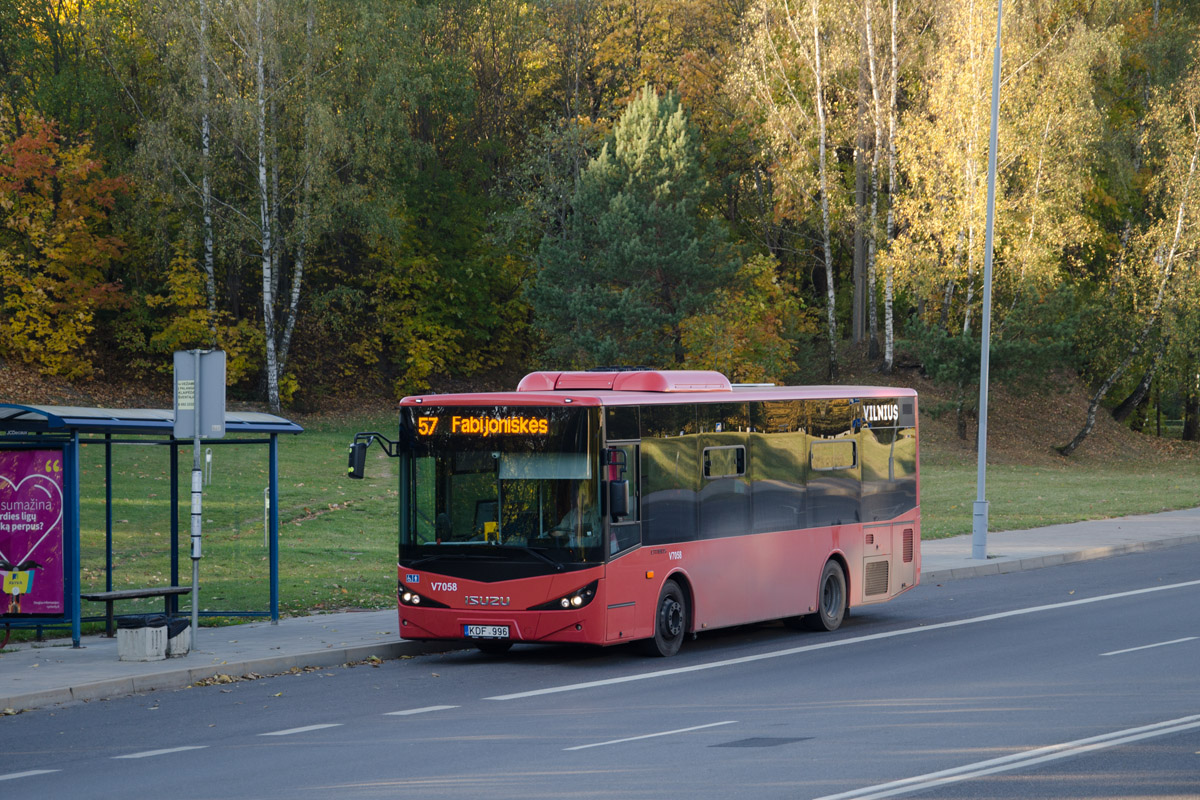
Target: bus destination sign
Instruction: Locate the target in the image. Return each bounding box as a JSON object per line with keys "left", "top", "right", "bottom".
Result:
{"left": 417, "top": 414, "right": 550, "bottom": 438}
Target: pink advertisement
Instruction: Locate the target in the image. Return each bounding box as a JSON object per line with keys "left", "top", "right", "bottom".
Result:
{"left": 0, "top": 449, "right": 65, "bottom": 616}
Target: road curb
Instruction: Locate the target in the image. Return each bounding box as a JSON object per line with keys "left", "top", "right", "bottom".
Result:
{"left": 2, "top": 639, "right": 456, "bottom": 713}
{"left": 920, "top": 534, "right": 1200, "bottom": 582}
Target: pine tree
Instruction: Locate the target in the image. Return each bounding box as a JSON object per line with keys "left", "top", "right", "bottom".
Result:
{"left": 531, "top": 85, "right": 735, "bottom": 367}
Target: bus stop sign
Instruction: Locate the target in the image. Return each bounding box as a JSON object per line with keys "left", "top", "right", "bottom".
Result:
{"left": 174, "top": 350, "right": 226, "bottom": 440}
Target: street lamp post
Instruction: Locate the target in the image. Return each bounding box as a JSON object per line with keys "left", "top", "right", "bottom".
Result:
{"left": 973, "top": 0, "right": 1003, "bottom": 560}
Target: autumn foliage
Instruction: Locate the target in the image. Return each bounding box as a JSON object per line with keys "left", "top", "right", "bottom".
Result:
{"left": 0, "top": 118, "right": 127, "bottom": 378}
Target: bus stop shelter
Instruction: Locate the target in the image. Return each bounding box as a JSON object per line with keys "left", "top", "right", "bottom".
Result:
{"left": 0, "top": 404, "right": 303, "bottom": 646}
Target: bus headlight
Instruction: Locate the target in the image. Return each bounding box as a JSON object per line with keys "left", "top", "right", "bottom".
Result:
{"left": 398, "top": 584, "right": 449, "bottom": 608}
{"left": 532, "top": 580, "right": 598, "bottom": 611}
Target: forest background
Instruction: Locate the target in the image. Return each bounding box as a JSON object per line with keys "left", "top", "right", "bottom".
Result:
{"left": 3, "top": 0, "right": 1200, "bottom": 454}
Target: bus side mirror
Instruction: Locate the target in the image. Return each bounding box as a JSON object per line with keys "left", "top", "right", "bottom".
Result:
{"left": 347, "top": 441, "right": 368, "bottom": 479}
{"left": 608, "top": 479, "right": 629, "bottom": 521}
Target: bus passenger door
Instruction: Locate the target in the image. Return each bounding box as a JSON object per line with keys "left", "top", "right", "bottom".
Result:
{"left": 605, "top": 443, "right": 642, "bottom": 642}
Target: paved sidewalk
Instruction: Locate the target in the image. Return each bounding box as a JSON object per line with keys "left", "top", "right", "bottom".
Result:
{"left": 3, "top": 507, "right": 1198, "bottom": 714}
{"left": 920, "top": 506, "right": 1200, "bottom": 580}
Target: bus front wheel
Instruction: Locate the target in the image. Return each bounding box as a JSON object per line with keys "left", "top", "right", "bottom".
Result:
{"left": 643, "top": 579, "right": 687, "bottom": 657}
{"left": 805, "top": 560, "right": 847, "bottom": 632}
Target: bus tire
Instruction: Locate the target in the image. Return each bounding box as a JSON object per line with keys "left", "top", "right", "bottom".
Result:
{"left": 642, "top": 579, "right": 687, "bottom": 657}
{"left": 805, "top": 560, "right": 847, "bottom": 632}
{"left": 475, "top": 640, "right": 513, "bottom": 655}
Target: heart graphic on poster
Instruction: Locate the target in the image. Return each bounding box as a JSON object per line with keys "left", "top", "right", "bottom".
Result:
{"left": 0, "top": 473, "right": 64, "bottom": 570}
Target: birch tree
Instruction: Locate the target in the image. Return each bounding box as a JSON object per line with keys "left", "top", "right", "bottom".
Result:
{"left": 890, "top": 0, "right": 1114, "bottom": 337}
{"left": 882, "top": 0, "right": 899, "bottom": 371}
{"left": 135, "top": 0, "right": 331, "bottom": 411}
{"left": 734, "top": 0, "right": 851, "bottom": 378}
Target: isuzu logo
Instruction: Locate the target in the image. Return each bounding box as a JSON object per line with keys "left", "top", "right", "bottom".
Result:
{"left": 465, "top": 595, "right": 511, "bottom": 606}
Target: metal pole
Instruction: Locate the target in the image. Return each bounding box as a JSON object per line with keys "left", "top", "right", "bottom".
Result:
{"left": 973, "top": 0, "right": 1003, "bottom": 560}
{"left": 191, "top": 350, "right": 203, "bottom": 644}
{"left": 170, "top": 442, "right": 179, "bottom": 613}
{"left": 269, "top": 434, "right": 279, "bottom": 623}
{"left": 105, "top": 434, "right": 113, "bottom": 593}
{"left": 69, "top": 432, "right": 82, "bottom": 648}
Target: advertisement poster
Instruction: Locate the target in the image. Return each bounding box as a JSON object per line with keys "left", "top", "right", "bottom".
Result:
{"left": 0, "top": 449, "right": 65, "bottom": 616}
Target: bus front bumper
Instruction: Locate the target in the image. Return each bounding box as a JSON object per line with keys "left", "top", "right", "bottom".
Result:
{"left": 399, "top": 602, "right": 606, "bottom": 645}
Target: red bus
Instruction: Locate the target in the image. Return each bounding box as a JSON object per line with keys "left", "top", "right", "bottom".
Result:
{"left": 348, "top": 369, "right": 920, "bottom": 657}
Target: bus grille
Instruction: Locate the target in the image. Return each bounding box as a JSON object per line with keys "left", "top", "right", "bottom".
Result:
{"left": 903, "top": 528, "right": 915, "bottom": 563}
{"left": 864, "top": 560, "right": 889, "bottom": 596}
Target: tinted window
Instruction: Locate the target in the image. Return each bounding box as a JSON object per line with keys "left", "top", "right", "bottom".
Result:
{"left": 859, "top": 402, "right": 918, "bottom": 522}
{"left": 606, "top": 406, "right": 639, "bottom": 441}
{"left": 704, "top": 446, "right": 744, "bottom": 478}
{"left": 748, "top": 401, "right": 807, "bottom": 533}
{"left": 642, "top": 404, "right": 697, "bottom": 438}
{"left": 805, "top": 399, "right": 860, "bottom": 527}
{"left": 693, "top": 401, "right": 753, "bottom": 539}
{"left": 641, "top": 405, "right": 699, "bottom": 544}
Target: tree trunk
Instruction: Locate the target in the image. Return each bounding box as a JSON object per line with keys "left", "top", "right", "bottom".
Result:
{"left": 1126, "top": 391, "right": 1151, "bottom": 433}
{"left": 811, "top": 0, "right": 837, "bottom": 379}
{"left": 865, "top": 0, "right": 883, "bottom": 360}
{"left": 1184, "top": 393, "right": 1199, "bottom": 442}
{"left": 961, "top": 214, "right": 976, "bottom": 334}
{"left": 852, "top": 39, "right": 868, "bottom": 345}
{"left": 199, "top": 0, "right": 216, "bottom": 335}
{"left": 883, "top": 0, "right": 898, "bottom": 373}
{"left": 278, "top": 0, "right": 314, "bottom": 380}
{"left": 255, "top": 0, "right": 280, "bottom": 414}
{"left": 939, "top": 279, "right": 954, "bottom": 330}
{"left": 1112, "top": 337, "right": 1166, "bottom": 424}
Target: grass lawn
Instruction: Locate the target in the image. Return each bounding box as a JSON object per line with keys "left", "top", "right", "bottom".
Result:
{"left": 43, "top": 410, "right": 1199, "bottom": 632}
{"left": 921, "top": 461, "right": 1200, "bottom": 539}
{"left": 73, "top": 412, "right": 401, "bottom": 627}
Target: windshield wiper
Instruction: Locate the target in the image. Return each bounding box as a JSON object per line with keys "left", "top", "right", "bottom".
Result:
{"left": 407, "top": 554, "right": 453, "bottom": 567}
{"left": 410, "top": 546, "right": 563, "bottom": 571}
{"left": 500, "top": 545, "right": 564, "bottom": 570}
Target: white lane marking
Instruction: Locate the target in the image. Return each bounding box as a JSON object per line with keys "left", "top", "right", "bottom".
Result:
{"left": 258, "top": 723, "right": 343, "bottom": 737}
{"left": 1101, "top": 636, "right": 1197, "bottom": 656}
{"left": 564, "top": 720, "right": 737, "bottom": 751}
{"left": 813, "top": 713, "right": 1200, "bottom": 800}
{"left": 383, "top": 705, "right": 459, "bottom": 716}
{"left": 0, "top": 770, "right": 60, "bottom": 781}
{"left": 113, "top": 746, "right": 208, "bottom": 759}
{"left": 488, "top": 578, "right": 1200, "bottom": 701}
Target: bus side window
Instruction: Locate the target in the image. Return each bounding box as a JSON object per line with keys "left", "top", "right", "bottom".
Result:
{"left": 606, "top": 444, "right": 639, "bottom": 521}
{"left": 608, "top": 443, "right": 641, "bottom": 556}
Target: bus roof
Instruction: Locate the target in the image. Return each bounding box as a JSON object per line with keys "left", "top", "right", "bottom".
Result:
{"left": 399, "top": 370, "right": 916, "bottom": 408}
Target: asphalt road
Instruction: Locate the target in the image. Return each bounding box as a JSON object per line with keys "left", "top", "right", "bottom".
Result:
{"left": 3, "top": 543, "right": 1199, "bottom": 800}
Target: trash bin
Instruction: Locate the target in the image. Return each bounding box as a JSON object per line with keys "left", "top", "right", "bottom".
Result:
{"left": 166, "top": 618, "right": 191, "bottom": 658}
{"left": 117, "top": 614, "right": 168, "bottom": 662}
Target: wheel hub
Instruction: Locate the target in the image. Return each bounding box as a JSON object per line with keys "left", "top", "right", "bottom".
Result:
{"left": 664, "top": 598, "right": 683, "bottom": 638}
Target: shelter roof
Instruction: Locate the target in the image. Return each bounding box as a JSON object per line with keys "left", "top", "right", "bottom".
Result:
{"left": 0, "top": 404, "right": 302, "bottom": 436}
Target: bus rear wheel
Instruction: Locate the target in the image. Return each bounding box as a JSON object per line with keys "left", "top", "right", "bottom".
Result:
{"left": 643, "top": 579, "right": 687, "bottom": 657}
{"left": 805, "top": 560, "right": 847, "bottom": 632}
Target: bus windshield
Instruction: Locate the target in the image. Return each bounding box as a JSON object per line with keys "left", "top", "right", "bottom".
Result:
{"left": 401, "top": 406, "right": 603, "bottom": 566}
